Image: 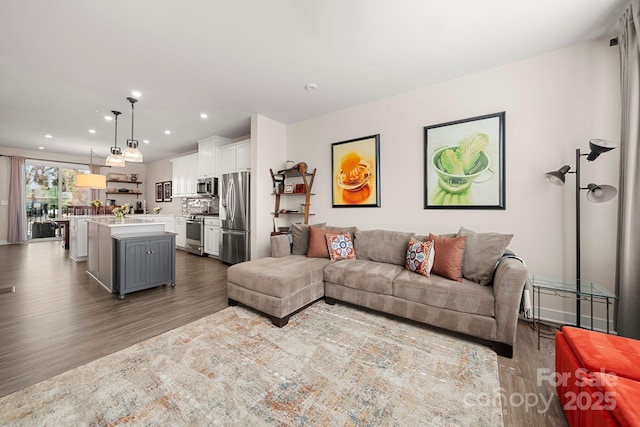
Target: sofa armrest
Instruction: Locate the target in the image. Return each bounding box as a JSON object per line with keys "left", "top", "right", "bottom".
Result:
{"left": 493, "top": 258, "right": 528, "bottom": 345}
{"left": 270, "top": 234, "right": 291, "bottom": 258}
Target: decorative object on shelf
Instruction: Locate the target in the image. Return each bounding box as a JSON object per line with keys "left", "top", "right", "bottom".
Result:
{"left": 295, "top": 184, "right": 305, "bottom": 193}
{"left": 113, "top": 203, "right": 130, "bottom": 220}
{"left": 106, "top": 110, "right": 125, "bottom": 167}
{"left": 153, "top": 206, "right": 162, "bottom": 214}
{"left": 122, "top": 97, "right": 143, "bottom": 162}
{"left": 424, "top": 112, "right": 505, "bottom": 209}
{"left": 130, "top": 173, "right": 139, "bottom": 182}
{"left": 544, "top": 138, "right": 618, "bottom": 328}
{"left": 284, "top": 183, "right": 294, "bottom": 193}
{"left": 284, "top": 160, "right": 295, "bottom": 169}
{"left": 163, "top": 181, "right": 172, "bottom": 202}
{"left": 108, "top": 173, "right": 127, "bottom": 181}
{"left": 331, "top": 134, "right": 380, "bottom": 207}
{"left": 270, "top": 166, "right": 316, "bottom": 225}
{"left": 76, "top": 148, "right": 107, "bottom": 189}
{"left": 155, "top": 182, "right": 163, "bottom": 202}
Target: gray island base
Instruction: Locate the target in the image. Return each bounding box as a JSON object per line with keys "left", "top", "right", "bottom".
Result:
{"left": 86, "top": 218, "right": 175, "bottom": 299}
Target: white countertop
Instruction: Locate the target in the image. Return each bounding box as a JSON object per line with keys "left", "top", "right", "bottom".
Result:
{"left": 85, "top": 217, "right": 156, "bottom": 227}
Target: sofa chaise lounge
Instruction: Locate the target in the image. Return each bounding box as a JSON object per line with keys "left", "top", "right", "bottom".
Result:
{"left": 227, "top": 225, "right": 528, "bottom": 358}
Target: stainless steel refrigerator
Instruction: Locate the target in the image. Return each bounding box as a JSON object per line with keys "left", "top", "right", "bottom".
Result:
{"left": 220, "top": 171, "right": 250, "bottom": 264}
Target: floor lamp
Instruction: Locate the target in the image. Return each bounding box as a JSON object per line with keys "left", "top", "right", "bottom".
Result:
{"left": 544, "top": 139, "right": 618, "bottom": 328}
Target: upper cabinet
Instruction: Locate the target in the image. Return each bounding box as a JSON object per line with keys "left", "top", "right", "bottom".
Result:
{"left": 171, "top": 153, "right": 199, "bottom": 197}
{"left": 198, "top": 135, "right": 230, "bottom": 179}
{"left": 218, "top": 139, "right": 250, "bottom": 176}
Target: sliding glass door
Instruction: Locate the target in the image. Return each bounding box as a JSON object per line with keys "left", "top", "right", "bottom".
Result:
{"left": 25, "top": 160, "right": 90, "bottom": 240}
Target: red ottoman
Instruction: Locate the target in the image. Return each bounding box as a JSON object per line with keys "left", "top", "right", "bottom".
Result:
{"left": 555, "top": 326, "right": 640, "bottom": 426}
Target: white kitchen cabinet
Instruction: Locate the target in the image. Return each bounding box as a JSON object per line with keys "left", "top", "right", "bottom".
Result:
{"left": 204, "top": 217, "right": 221, "bottom": 258}
{"left": 198, "top": 135, "right": 230, "bottom": 179}
{"left": 69, "top": 217, "right": 88, "bottom": 261}
{"left": 175, "top": 216, "right": 186, "bottom": 248}
{"left": 171, "top": 153, "right": 199, "bottom": 197}
{"left": 218, "top": 139, "right": 251, "bottom": 175}
{"left": 151, "top": 215, "right": 176, "bottom": 233}
{"left": 236, "top": 139, "right": 250, "bottom": 171}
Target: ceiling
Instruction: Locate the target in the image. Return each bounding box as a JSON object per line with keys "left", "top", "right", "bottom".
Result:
{"left": 0, "top": 0, "right": 628, "bottom": 163}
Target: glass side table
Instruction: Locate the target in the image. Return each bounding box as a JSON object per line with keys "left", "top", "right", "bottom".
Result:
{"left": 529, "top": 274, "right": 617, "bottom": 349}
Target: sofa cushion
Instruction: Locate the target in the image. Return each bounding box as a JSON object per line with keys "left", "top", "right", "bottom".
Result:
{"left": 457, "top": 227, "right": 513, "bottom": 285}
{"left": 405, "top": 238, "right": 435, "bottom": 277}
{"left": 392, "top": 270, "right": 496, "bottom": 317}
{"left": 291, "top": 222, "right": 326, "bottom": 255}
{"left": 354, "top": 229, "right": 415, "bottom": 266}
{"left": 591, "top": 372, "right": 640, "bottom": 427}
{"left": 429, "top": 233, "right": 467, "bottom": 282}
{"left": 306, "top": 225, "right": 339, "bottom": 258}
{"left": 323, "top": 259, "right": 404, "bottom": 295}
{"left": 326, "top": 232, "right": 356, "bottom": 261}
{"left": 227, "top": 255, "right": 330, "bottom": 298}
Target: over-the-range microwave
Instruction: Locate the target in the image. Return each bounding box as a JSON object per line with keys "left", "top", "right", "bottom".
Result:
{"left": 196, "top": 177, "right": 218, "bottom": 197}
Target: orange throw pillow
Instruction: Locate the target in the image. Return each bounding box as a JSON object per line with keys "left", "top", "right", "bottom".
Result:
{"left": 428, "top": 233, "right": 467, "bottom": 282}
{"left": 306, "top": 225, "right": 341, "bottom": 258}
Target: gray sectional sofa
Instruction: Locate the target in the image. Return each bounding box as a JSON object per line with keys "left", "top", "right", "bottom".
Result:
{"left": 227, "top": 225, "right": 528, "bottom": 358}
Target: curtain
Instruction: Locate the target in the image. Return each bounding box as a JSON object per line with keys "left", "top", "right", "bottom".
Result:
{"left": 90, "top": 164, "right": 101, "bottom": 205}
{"left": 7, "top": 156, "right": 26, "bottom": 243}
{"left": 615, "top": 0, "right": 640, "bottom": 339}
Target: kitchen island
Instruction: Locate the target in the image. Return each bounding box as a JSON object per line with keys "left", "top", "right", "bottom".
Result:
{"left": 86, "top": 217, "right": 166, "bottom": 294}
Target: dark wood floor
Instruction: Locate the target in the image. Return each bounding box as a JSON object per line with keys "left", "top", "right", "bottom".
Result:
{"left": 0, "top": 241, "right": 567, "bottom": 426}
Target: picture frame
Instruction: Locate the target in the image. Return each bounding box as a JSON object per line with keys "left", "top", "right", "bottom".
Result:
{"left": 424, "top": 112, "right": 505, "bottom": 210}
{"left": 163, "top": 181, "right": 172, "bottom": 202}
{"left": 155, "top": 182, "right": 163, "bottom": 202}
{"left": 284, "top": 183, "right": 294, "bottom": 193}
{"left": 331, "top": 134, "right": 381, "bottom": 207}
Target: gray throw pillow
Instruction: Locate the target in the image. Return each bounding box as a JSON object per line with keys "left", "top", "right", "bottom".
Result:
{"left": 457, "top": 226, "right": 513, "bottom": 285}
{"left": 291, "top": 222, "right": 326, "bottom": 255}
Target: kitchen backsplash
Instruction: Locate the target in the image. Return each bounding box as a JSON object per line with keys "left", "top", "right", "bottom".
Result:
{"left": 182, "top": 197, "right": 219, "bottom": 215}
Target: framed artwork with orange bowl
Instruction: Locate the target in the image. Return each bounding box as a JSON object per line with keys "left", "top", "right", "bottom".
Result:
{"left": 331, "top": 134, "right": 380, "bottom": 207}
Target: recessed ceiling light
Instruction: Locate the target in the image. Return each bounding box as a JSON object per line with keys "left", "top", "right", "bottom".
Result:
{"left": 104, "top": 115, "right": 113, "bottom": 121}
{"left": 200, "top": 113, "right": 208, "bottom": 119}
{"left": 45, "top": 134, "right": 53, "bottom": 138}
{"left": 131, "top": 90, "right": 142, "bottom": 97}
{"left": 88, "top": 129, "right": 96, "bottom": 134}
{"left": 38, "top": 146, "right": 45, "bottom": 150}
{"left": 305, "top": 83, "right": 318, "bottom": 91}
{"left": 164, "top": 130, "right": 171, "bottom": 135}
{"left": 143, "top": 139, "right": 150, "bottom": 144}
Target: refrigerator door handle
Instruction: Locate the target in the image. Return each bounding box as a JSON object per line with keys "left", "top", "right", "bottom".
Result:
{"left": 227, "top": 177, "right": 236, "bottom": 220}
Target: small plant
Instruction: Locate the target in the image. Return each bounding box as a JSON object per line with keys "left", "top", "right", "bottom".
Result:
{"left": 90, "top": 199, "right": 103, "bottom": 209}
{"left": 112, "top": 203, "right": 130, "bottom": 219}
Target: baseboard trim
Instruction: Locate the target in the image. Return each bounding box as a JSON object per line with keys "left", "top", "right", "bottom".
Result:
{"left": 533, "top": 306, "right": 616, "bottom": 334}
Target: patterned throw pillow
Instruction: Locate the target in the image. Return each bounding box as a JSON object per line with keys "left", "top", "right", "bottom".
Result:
{"left": 405, "top": 238, "right": 435, "bottom": 277}
{"left": 325, "top": 233, "right": 356, "bottom": 261}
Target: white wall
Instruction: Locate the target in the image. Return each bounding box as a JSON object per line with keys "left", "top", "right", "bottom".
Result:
{"left": 145, "top": 157, "right": 182, "bottom": 214}
{"left": 283, "top": 38, "right": 621, "bottom": 323}
{"left": 252, "top": 114, "right": 287, "bottom": 258}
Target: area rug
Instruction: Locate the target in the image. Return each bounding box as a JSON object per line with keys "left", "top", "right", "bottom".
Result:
{"left": 0, "top": 302, "right": 503, "bottom": 426}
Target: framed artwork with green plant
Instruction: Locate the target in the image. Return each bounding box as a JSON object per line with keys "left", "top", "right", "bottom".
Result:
{"left": 424, "top": 112, "right": 505, "bottom": 209}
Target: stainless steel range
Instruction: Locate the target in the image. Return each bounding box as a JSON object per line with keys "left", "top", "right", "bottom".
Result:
{"left": 185, "top": 215, "right": 205, "bottom": 256}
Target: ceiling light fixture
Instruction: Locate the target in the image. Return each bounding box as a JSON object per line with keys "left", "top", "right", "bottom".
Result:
{"left": 200, "top": 113, "right": 208, "bottom": 119}
{"left": 38, "top": 146, "right": 45, "bottom": 150}
{"left": 105, "top": 110, "right": 125, "bottom": 167}
{"left": 122, "top": 97, "right": 143, "bottom": 163}
{"left": 76, "top": 148, "right": 107, "bottom": 189}
{"left": 104, "top": 115, "right": 113, "bottom": 121}
{"left": 45, "top": 134, "right": 53, "bottom": 138}
{"left": 164, "top": 130, "right": 171, "bottom": 135}
{"left": 88, "top": 129, "right": 96, "bottom": 134}
{"left": 143, "top": 139, "right": 150, "bottom": 144}
{"left": 131, "top": 90, "right": 142, "bottom": 97}
{"left": 305, "top": 83, "right": 318, "bottom": 91}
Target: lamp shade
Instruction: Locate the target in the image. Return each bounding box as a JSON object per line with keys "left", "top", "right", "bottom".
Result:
{"left": 544, "top": 165, "right": 571, "bottom": 186}
{"left": 106, "top": 147, "right": 125, "bottom": 167}
{"left": 586, "top": 139, "right": 617, "bottom": 161}
{"left": 122, "top": 145, "right": 143, "bottom": 162}
{"left": 586, "top": 183, "right": 617, "bottom": 203}
{"left": 76, "top": 173, "right": 106, "bottom": 189}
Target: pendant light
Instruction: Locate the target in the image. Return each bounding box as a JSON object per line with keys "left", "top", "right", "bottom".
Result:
{"left": 122, "top": 96, "right": 143, "bottom": 162}
{"left": 76, "top": 149, "right": 106, "bottom": 189}
{"left": 105, "top": 110, "right": 125, "bottom": 167}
